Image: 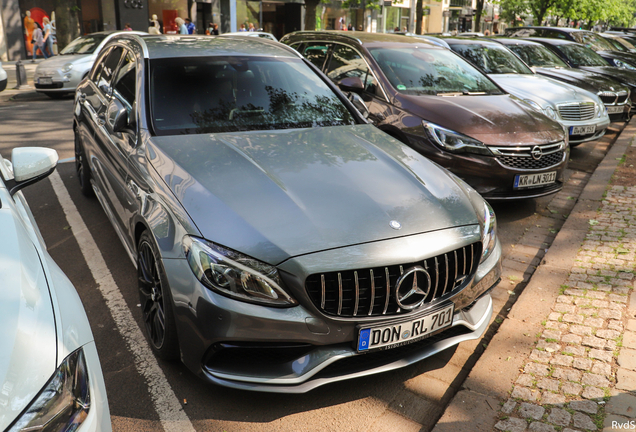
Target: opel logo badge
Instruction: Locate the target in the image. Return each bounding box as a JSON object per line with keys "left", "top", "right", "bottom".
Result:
{"left": 394, "top": 266, "right": 431, "bottom": 310}
{"left": 531, "top": 146, "right": 543, "bottom": 161}
{"left": 389, "top": 220, "right": 401, "bottom": 230}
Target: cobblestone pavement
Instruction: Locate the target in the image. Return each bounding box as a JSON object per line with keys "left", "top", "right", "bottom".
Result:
{"left": 495, "top": 184, "right": 636, "bottom": 432}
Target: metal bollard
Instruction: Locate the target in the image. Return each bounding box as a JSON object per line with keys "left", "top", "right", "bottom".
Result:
{"left": 14, "top": 60, "right": 29, "bottom": 89}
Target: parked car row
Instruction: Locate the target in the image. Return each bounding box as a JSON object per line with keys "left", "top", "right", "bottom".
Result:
{"left": 6, "top": 26, "right": 633, "bottom": 410}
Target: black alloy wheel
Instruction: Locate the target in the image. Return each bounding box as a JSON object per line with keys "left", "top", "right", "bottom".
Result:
{"left": 137, "top": 231, "right": 179, "bottom": 360}
{"left": 74, "top": 133, "right": 93, "bottom": 197}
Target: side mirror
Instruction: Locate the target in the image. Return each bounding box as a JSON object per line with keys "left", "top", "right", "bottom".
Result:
{"left": 106, "top": 98, "right": 128, "bottom": 133}
{"left": 338, "top": 76, "right": 365, "bottom": 94}
{"left": 348, "top": 92, "right": 370, "bottom": 120}
{"left": 7, "top": 147, "right": 58, "bottom": 196}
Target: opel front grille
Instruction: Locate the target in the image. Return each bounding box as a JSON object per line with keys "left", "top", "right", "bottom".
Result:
{"left": 557, "top": 102, "right": 595, "bottom": 121}
{"left": 305, "top": 243, "right": 482, "bottom": 318}
{"left": 489, "top": 142, "right": 565, "bottom": 171}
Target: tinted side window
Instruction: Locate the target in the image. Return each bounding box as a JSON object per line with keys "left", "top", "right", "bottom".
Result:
{"left": 91, "top": 47, "right": 112, "bottom": 82}
{"left": 112, "top": 50, "right": 137, "bottom": 108}
{"left": 545, "top": 30, "right": 567, "bottom": 40}
{"left": 97, "top": 46, "right": 124, "bottom": 91}
{"left": 325, "top": 44, "right": 379, "bottom": 95}
{"left": 301, "top": 42, "right": 331, "bottom": 69}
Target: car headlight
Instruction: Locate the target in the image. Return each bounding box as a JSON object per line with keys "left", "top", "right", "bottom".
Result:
{"left": 614, "top": 59, "right": 636, "bottom": 70}
{"left": 480, "top": 201, "right": 497, "bottom": 263}
{"left": 445, "top": 174, "right": 497, "bottom": 264}
{"left": 423, "top": 121, "right": 492, "bottom": 155}
{"left": 183, "top": 236, "right": 297, "bottom": 306}
{"left": 543, "top": 106, "right": 557, "bottom": 120}
{"left": 62, "top": 63, "right": 74, "bottom": 73}
{"left": 7, "top": 349, "right": 90, "bottom": 432}
{"left": 522, "top": 99, "right": 543, "bottom": 112}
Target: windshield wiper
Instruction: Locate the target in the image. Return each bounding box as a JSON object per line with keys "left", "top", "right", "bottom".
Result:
{"left": 437, "top": 92, "right": 463, "bottom": 96}
{"left": 436, "top": 91, "right": 487, "bottom": 96}
{"left": 463, "top": 91, "right": 486, "bottom": 95}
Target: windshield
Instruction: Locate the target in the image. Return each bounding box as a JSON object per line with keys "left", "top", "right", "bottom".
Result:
{"left": 60, "top": 34, "right": 108, "bottom": 55}
{"left": 508, "top": 44, "right": 569, "bottom": 68}
{"left": 368, "top": 47, "right": 503, "bottom": 96}
{"left": 612, "top": 37, "right": 636, "bottom": 51}
{"left": 150, "top": 56, "right": 356, "bottom": 135}
{"left": 559, "top": 44, "right": 610, "bottom": 67}
{"left": 604, "top": 37, "right": 630, "bottom": 52}
{"left": 571, "top": 32, "right": 616, "bottom": 52}
{"left": 449, "top": 44, "right": 533, "bottom": 74}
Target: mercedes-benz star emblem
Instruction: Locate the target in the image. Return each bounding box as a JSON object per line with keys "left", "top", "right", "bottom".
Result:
{"left": 394, "top": 266, "right": 431, "bottom": 310}
{"left": 389, "top": 220, "right": 401, "bottom": 230}
{"left": 531, "top": 146, "right": 543, "bottom": 161}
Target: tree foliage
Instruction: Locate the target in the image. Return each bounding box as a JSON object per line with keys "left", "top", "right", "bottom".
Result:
{"left": 498, "top": 0, "right": 636, "bottom": 28}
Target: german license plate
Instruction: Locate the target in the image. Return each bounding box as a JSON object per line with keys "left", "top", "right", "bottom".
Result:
{"left": 38, "top": 77, "right": 52, "bottom": 85}
{"left": 607, "top": 106, "right": 624, "bottom": 114}
{"left": 357, "top": 304, "right": 454, "bottom": 352}
{"left": 570, "top": 125, "right": 596, "bottom": 135}
{"left": 514, "top": 171, "right": 557, "bottom": 189}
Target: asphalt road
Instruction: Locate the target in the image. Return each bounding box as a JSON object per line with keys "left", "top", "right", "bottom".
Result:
{"left": 0, "top": 92, "right": 620, "bottom": 432}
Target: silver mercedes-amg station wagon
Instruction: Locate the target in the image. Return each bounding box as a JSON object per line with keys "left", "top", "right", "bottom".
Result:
{"left": 73, "top": 34, "right": 502, "bottom": 393}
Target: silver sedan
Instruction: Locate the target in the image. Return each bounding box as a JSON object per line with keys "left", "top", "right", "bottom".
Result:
{"left": 34, "top": 30, "right": 145, "bottom": 98}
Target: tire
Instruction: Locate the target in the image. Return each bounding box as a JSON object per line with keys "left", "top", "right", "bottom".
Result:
{"left": 137, "top": 231, "right": 180, "bottom": 361}
{"left": 74, "top": 133, "right": 94, "bottom": 197}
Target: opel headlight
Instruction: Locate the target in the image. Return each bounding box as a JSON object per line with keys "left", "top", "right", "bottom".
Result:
{"left": 183, "top": 236, "right": 297, "bottom": 306}
{"left": 7, "top": 349, "right": 90, "bottom": 432}
{"left": 62, "top": 63, "right": 74, "bottom": 73}
{"left": 614, "top": 59, "right": 636, "bottom": 70}
{"left": 423, "top": 121, "right": 492, "bottom": 155}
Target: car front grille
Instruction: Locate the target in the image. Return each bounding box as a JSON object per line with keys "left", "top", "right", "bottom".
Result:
{"left": 557, "top": 102, "right": 595, "bottom": 121}
{"left": 489, "top": 142, "right": 564, "bottom": 171}
{"left": 598, "top": 90, "right": 629, "bottom": 105}
{"left": 305, "top": 243, "right": 482, "bottom": 318}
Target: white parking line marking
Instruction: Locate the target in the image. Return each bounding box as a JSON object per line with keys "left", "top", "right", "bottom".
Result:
{"left": 48, "top": 170, "right": 196, "bottom": 432}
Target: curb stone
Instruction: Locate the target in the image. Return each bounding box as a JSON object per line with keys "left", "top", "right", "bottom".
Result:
{"left": 433, "top": 121, "right": 636, "bottom": 432}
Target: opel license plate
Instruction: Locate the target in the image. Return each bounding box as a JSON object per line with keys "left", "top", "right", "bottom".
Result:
{"left": 570, "top": 125, "right": 596, "bottom": 135}
{"left": 357, "top": 304, "right": 454, "bottom": 352}
{"left": 607, "top": 106, "right": 624, "bottom": 114}
{"left": 514, "top": 171, "right": 557, "bottom": 189}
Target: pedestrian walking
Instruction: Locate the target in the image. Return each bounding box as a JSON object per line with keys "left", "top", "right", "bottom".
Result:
{"left": 31, "top": 22, "right": 48, "bottom": 62}
{"left": 42, "top": 16, "right": 54, "bottom": 57}
{"left": 185, "top": 18, "right": 195, "bottom": 34}
{"left": 175, "top": 17, "right": 188, "bottom": 35}
{"left": 124, "top": 23, "right": 132, "bottom": 31}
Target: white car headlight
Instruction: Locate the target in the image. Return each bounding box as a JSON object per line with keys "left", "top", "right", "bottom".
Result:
{"left": 7, "top": 349, "right": 90, "bottom": 432}
{"left": 183, "top": 236, "right": 297, "bottom": 306}
{"left": 543, "top": 106, "right": 557, "bottom": 120}
{"left": 423, "top": 121, "right": 492, "bottom": 155}
{"left": 614, "top": 59, "right": 636, "bottom": 70}
{"left": 62, "top": 63, "right": 74, "bottom": 73}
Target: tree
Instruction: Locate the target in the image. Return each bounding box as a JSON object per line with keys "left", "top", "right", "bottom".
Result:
{"left": 497, "top": 0, "right": 530, "bottom": 26}
{"left": 53, "top": 0, "right": 81, "bottom": 50}
{"left": 305, "top": 0, "right": 321, "bottom": 30}
{"left": 529, "top": 0, "right": 558, "bottom": 25}
{"left": 474, "top": 0, "right": 485, "bottom": 32}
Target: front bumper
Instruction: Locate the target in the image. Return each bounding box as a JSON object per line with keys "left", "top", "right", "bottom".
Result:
{"left": 404, "top": 133, "right": 569, "bottom": 200}
{"left": 33, "top": 67, "right": 85, "bottom": 93}
{"left": 563, "top": 116, "right": 610, "bottom": 144}
{"left": 164, "top": 228, "right": 502, "bottom": 392}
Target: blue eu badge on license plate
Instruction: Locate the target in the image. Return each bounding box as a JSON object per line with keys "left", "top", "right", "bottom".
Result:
{"left": 358, "top": 328, "right": 370, "bottom": 351}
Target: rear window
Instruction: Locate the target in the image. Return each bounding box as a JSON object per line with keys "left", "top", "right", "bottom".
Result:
{"left": 150, "top": 56, "right": 355, "bottom": 135}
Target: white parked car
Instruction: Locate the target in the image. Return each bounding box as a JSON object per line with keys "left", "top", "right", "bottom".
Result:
{"left": 33, "top": 30, "right": 145, "bottom": 98}
{"left": 0, "top": 61, "right": 7, "bottom": 92}
{"left": 447, "top": 38, "right": 611, "bottom": 145}
{"left": 0, "top": 148, "right": 111, "bottom": 432}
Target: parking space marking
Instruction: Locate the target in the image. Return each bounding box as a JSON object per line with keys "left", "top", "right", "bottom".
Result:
{"left": 48, "top": 170, "right": 196, "bottom": 432}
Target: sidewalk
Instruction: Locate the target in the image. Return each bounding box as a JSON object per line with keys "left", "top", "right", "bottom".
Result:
{"left": 434, "top": 120, "right": 636, "bottom": 431}
{"left": 0, "top": 60, "right": 44, "bottom": 102}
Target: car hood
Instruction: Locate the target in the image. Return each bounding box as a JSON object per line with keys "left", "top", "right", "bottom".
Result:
{"left": 489, "top": 74, "right": 596, "bottom": 107}
{"left": 148, "top": 124, "right": 480, "bottom": 265}
{"left": 0, "top": 204, "right": 57, "bottom": 432}
{"left": 534, "top": 67, "right": 628, "bottom": 94}
{"left": 581, "top": 66, "right": 636, "bottom": 87}
{"left": 396, "top": 93, "right": 564, "bottom": 146}
{"left": 36, "top": 53, "right": 92, "bottom": 70}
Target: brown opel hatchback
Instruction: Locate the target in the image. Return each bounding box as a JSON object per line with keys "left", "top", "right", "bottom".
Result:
{"left": 280, "top": 32, "right": 569, "bottom": 200}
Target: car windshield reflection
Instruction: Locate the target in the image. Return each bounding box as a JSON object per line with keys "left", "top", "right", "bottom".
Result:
{"left": 449, "top": 44, "right": 533, "bottom": 75}
{"left": 60, "top": 34, "right": 108, "bottom": 55}
{"left": 368, "top": 47, "right": 504, "bottom": 96}
{"left": 508, "top": 45, "right": 569, "bottom": 68}
{"left": 559, "top": 45, "right": 610, "bottom": 67}
{"left": 150, "top": 56, "right": 355, "bottom": 135}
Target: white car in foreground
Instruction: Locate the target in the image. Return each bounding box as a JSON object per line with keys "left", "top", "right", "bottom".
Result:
{"left": 0, "top": 148, "right": 111, "bottom": 432}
